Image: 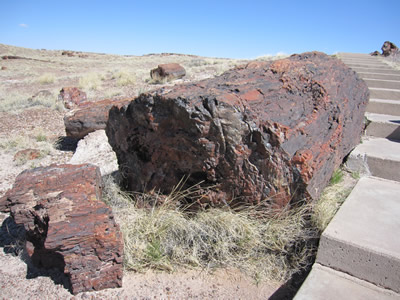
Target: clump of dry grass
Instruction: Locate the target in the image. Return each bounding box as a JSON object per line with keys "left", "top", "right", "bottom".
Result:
{"left": 38, "top": 73, "right": 55, "bottom": 84}
{"left": 311, "top": 169, "right": 356, "bottom": 232}
{"left": 102, "top": 175, "right": 317, "bottom": 283}
{"left": 79, "top": 72, "right": 101, "bottom": 90}
{"left": 112, "top": 70, "right": 137, "bottom": 86}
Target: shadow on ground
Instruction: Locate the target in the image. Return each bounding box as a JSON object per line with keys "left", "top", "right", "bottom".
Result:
{"left": 0, "top": 215, "right": 72, "bottom": 293}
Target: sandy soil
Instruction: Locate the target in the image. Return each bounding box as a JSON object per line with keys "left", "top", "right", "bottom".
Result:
{"left": 0, "top": 44, "right": 287, "bottom": 299}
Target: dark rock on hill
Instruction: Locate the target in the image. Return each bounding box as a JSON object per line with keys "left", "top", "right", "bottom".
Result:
{"left": 0, "top": 164, "right": 123, "bottom": 294}
{"left": 381, "top": 41, "right": 399, "bottom": 57}
{"left": 64, "top": 98, "right": 132, "bottom": 139}
{"left": 106, "top": 52, "right": 369, "bottom": 208}
{"left": 150, "top": 63, "right": 186, "bottom": 81}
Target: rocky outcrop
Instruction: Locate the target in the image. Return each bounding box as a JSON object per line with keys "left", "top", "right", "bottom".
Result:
{"left": 69, "top": 130, "right": 118, "bottom": 176}
{"left": 58, "top": 87, "right": 87, "bottom": 109}
{"left": 0, "top": 164, "right": 123, "bottom": 294}
{"left": 64, "top": 98, "right": 132, "bottom": 139}
{"left": 107, "top": 52, "right": 369, "bottom": 208}
{"left": 381, "top": 41, "right": 399, "bottom": 57}
{"left": 150, "top": 63, "right": 186, "bottom": 81}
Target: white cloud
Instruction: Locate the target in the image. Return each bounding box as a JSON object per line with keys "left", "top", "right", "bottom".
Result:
{"left": 19, "top": 23, "right": 28, "bottom": 28}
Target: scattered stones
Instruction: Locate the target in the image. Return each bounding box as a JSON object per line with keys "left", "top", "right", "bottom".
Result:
{"left": 13, "top": 149, "right": 42, "bottom": 162}
{"left": 381, "top": 41, "right": 399, "bottom": 57}
{"left": 0, "top": 164, "right": 123, "bottom": 294}
{"left": 58, "top": 87, "right": 87, "bottom": 109}
{"left": 1, "top": 66, "right": 7, "bottom": 70}
{"left": 107, "top": 52, "right": 369, "bottom": 208}
{"left": 150, "top": 63, "right": 186, "bottom": 82}
{"left": 64, "top": 98, "right": 132, "bottom": 139}
{"left": 69, "top": 130, "right": 118, "bottom": 176}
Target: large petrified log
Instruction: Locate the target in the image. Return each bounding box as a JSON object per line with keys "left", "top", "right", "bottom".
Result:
{"left": 106, "top": 52, "right": 369, "bottom": 208}
{"left": 64, "top": 98, "right": 132, "bottom": 139}
{"left": 0, "top": 164, "right": 123, "bottom": 294}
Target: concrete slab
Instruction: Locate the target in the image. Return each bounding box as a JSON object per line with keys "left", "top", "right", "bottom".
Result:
{"left": 316, "top": 176, "right": 400, "bottom": 293}
{"left": 370, "top": 88, "right": 400, "bottom": 100}
{"left": 365, "top": 112, "right": 400, "bottom": 140}
{"left": 294, "top": 264, "right": 400, "bottom": 300}
{"left": 367, "top": 99, "right": 400, "bottom": 116}
{"left": 358, "top": 72, "right": 400, "bottom": 81}
{"left": 364, "top": 79, "right": 400, "bottom": 90}
{"left": 345, "top": 137, "right": 400, "bottom": 181}
{"left": 351, "top": 67, "right": 400, "bottom": 75}
{"left": 345, "top": 63, "right": 392, "bottom": 69}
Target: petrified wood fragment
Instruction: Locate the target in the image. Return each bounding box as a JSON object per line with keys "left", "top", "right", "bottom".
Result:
{"left": 0, "top": 164, "right": 123, "bottom": 294}
{"left": 64, "top": 98, "right": 132, "bottom": 139}
{"left": 150, "top": 63, "right": 186, "bottom": 81}
{"left": 107, "top": 52, "right": 369, "bottom": 208}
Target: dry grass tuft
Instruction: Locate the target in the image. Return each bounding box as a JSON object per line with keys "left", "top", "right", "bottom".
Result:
{"left": 38, "top": 73, "right": 55, "bottom": 84}
{"left": 102, "top": 175, "right": 318, "bottom": 283}
{"left": 79, "top": 72, "right": 101, "bottom": 90}
{"left": 311, "top": 169, "right": 356, "bottom": 232}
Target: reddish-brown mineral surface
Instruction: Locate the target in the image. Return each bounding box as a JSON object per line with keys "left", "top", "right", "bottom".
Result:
{"left": 0, "top": 164, "right": 123, "bottom": 294}
{"left": 107, "top": 52, "right": 369, "bottom": 208}
{"left": 64, "top": 98, "right": 132, "bottom": 139}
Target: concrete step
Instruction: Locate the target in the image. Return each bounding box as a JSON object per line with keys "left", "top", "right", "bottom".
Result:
{"left": 351, "top": 67, "right": 400, "bottom": 75}
{"left": 364, "top": 78, "right": 400, "bottom": 90}
{"left": 365, "top": 112, "right": 400, "bottom": 139}
{"left": 345, "top": 63, "right": 392, "bottom": 69}
{"left": 316, "top": 176, "right": 400, "bottom": 293}
{"left": 345, "top": 137, "right": 400, "bottom": 181}
{"left": 294, "top": 263, "right": 400, "bottom": 300}
{"left": 370, "top": 87, "right": 400, "bottom": 100}
{"left": 358, "top": 72, "right": 400, "bottom": 81}
{"left": 337, "top": 53, "right": 373, "bottom": 59}
{"left": 367, "top": 99, "right": 400, "bottom": 116}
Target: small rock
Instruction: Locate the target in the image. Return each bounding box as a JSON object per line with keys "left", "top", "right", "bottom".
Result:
{"left": 1, "top": 66, "right": 6, "bottom": 70}
{"left": 150, "top": 63, "right": 186, "bottom": 82}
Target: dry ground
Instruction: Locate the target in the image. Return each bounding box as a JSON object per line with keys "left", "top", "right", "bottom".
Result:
{"left": 0, "top": 44, "right": 291, "bottom": 299}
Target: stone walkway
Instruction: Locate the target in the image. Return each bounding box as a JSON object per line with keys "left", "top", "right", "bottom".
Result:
{"left": 295, "top": 53, "right": 400, "bottom": 299}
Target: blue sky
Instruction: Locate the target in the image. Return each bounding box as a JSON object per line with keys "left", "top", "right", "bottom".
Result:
{"left": 1, "top": 0, "right": 399, "bottom": 58}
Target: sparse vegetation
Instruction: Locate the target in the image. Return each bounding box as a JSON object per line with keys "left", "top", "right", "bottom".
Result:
{"left": 112, "top": 70, "right": 137, "bottom": 86}
{"left": 311, "top": 170, "right": 356, "bottom": 232}
{"left": 79, "top": 72, "right": 101, "bottom": 90}
{"left": 329, "top": 168, "right": 344, "bottom": 185}
{"left": 38, "top": 73, "right": 55, "bottom": 84}
{"left": 103, "top": 175, "right": 318, "bottom": 283}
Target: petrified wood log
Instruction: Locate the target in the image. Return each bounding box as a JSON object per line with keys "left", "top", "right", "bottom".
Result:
{"left": 107, "top": 52, "right": 369, "bottom": 208}
{"left": 150, "top": 63, "right": 186, "bottom": 81}
{"left": 0, "top": 164, "right": 123, "bottom": 294}
{"left": 64, "top": 98, "right": 132, "bottom": 139}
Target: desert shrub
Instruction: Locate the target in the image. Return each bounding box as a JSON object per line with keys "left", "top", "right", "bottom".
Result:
{"left": 38, "top": 73, "right": 55, "bottom": 84}
{"left": 112, "top": 70, "right": 136, "bottom": 86}
{"left": 79, "top": 72, "right": 101, "bottom": 90}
